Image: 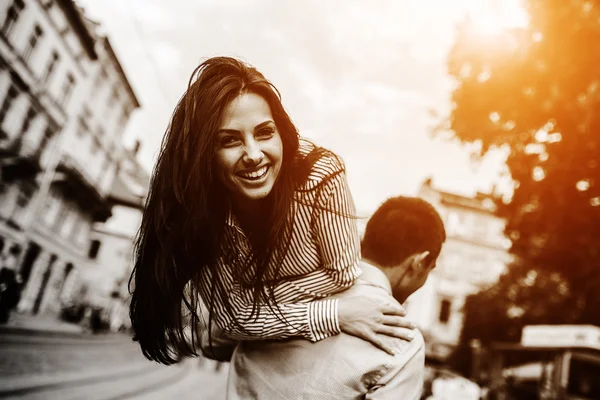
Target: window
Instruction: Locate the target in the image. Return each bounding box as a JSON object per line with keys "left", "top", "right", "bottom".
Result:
{"left": 0, "top": 85, "right": 19, "bottom": 128}
{"left": 1, "top": 0, "right": 25, "bottom": 37}
{"left": 93, "top": 66, "right": 108, "bottom": 89}
{"left": 42, "top": 192, "right": 61, "bottom": 227}
{"left": 472, "top": 217, "right": 490, "bottom": 241}
{"left": 19, "top": 106, "right": 38, "bottom": 151}
{"left": 118, "top": 108, "right": 129, "bottom": 130}
{"left": 43, "top": 51, "right": 59, "bottom": 82}
{"left": 567, "top": 357, "right": 600, "bottom": 399}
{"left": 23, "top": 25, "right": 43, "bottom": 62}
{"left": 77, "top": 222, "right": 90, "bottom": 246}
{"left": 78, "top": 115, "right": 89, "bottom": 134}
{"left": 59, "top": 208, "right": 77, "bottom": 237}
{"left": 110, "top": 87, "right": 120, "bottom": 102}
{"left": 90, "top": 138, "right": 99, "bottom": 155}
{"left": 105, "top": 87, "right": 120, "bottom": 114}
{"left": 20, "top": 106, "right": 37, "bottom": 134}
{"left": 88, "top": 239, "right": 101, "bottom": 259}
{"left": 59, "top": 73, "right": 75, "bottom": 106}
{"left": 15, "top": 182, "right": 33, "bottom": 210}
{"left": 438, "top": 299, "right": 452, "bottom": 324}
{"left": 37, "top": 125, "right": 55, "bottom": 157}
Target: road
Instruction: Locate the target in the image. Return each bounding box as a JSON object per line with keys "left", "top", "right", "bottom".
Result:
{"left": 0, "top": 331, "right": 228, "bottom": 399}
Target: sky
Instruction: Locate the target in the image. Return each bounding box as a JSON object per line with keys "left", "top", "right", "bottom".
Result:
{"left": 78, "top": 0, "right": 523, "bottom": 214}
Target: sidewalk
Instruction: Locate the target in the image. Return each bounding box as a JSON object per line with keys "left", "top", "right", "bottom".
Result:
{"left": 0, "top": 311, "right": 84, "bottom": 336}
{"left": 0, "top": 357, "right": 158, "bottom": 397}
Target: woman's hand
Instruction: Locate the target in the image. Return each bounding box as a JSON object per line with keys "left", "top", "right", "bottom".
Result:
{"left": 338, "top": 292, "right": 416, "bottom": 355}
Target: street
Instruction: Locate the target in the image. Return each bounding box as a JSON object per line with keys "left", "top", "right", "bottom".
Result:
{"left": 0, "top": 331, "right": 228, "bottom": 399}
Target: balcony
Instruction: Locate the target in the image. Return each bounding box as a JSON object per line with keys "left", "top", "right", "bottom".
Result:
{"left": 0, "top": 139, "right": 41, "bottom": 183}
{"left": 52, "top": 154, "right": 112, "bottom": 222}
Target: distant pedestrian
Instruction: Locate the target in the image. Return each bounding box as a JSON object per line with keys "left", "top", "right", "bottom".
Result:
{"left": 0, "top": 267, "right": 21, "bottom": 323}
{"left": 1, "top": 244, "right": 21, "bottom": 272}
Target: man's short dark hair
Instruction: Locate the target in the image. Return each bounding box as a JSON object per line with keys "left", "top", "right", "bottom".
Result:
{"left": 361, "top": 196, "right": 446, "bottom": 268}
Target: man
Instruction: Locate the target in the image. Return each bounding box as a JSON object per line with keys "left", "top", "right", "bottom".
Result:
{"left": 203, "top": 196, "right": 446, "bottom": 399}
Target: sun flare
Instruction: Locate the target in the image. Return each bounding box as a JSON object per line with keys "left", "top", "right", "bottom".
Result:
{"left": 463, "top": 0, "right": 529, "bottom": 36}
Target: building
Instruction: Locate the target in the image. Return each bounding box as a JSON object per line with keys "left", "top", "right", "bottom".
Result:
{"left": 0, "top": 0, "right": 139, "bottom": 318}
{"left": 85, "top": 140, "right": 149, "bottom": 331}
{"left": 405, "top": 178, "right": 513, "bottom": 360}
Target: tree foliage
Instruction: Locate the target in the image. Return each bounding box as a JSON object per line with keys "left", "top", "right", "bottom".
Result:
{"left": 446, "top": 0, "right": 600, "bottom": 372}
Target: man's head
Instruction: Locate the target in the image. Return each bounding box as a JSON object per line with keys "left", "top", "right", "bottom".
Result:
{"left": 361, "top": 196, "right": 446, "bottom": 303}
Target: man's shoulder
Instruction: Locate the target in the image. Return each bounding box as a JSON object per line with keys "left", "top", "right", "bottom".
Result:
{"left": 345, "top": 328, "right": 424, "bottom": 368}
{"left": 229, "top": 330, "right": 424, "bottom": 399}
{"left": 393, "top": 329, "right": 425, "bottom": 365}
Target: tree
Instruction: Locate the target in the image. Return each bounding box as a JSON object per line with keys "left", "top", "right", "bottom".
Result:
{"left": 445, "top": 0, "right": 600, "bottom": 371}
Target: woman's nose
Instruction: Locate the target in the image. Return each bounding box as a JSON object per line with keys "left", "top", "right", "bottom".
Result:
{"left": 242, "top": 139, "right": 264, "bottom": 165}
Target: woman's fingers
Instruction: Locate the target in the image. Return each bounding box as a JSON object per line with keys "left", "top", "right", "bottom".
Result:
{"left": 338, "top": 294, "right": 418, "bottom": 355}
{"left": 375, "top": 325, "right": 416, "bottom": 342}
{"left": 380, "top": 303, "right": 406, "bottom": 316}
{"left": 364, "top": 331, "right": 397, "bottom": 356}
{"left": 380, "top": 315, "right": 415, "bottom": 329}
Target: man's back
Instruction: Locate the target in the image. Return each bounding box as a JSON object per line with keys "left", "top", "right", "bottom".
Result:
{"left": 226, "top": 264, "right": 425, "bottom": 400}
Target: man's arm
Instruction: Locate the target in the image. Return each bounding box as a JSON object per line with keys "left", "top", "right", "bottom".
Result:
{"left": 365, "top": 335, "right": 425, "bottom": 400}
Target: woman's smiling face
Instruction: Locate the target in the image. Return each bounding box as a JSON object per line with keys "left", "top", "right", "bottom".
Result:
{"left": 214, "top": 92, "right": 283, "bottom": 206}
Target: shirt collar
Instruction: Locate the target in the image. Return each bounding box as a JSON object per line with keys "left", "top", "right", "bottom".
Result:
{"left": 358, "top": 260, "right": 392, "bottom": 295}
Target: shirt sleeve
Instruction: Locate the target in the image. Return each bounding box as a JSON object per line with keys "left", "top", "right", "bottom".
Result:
{"left": 199, "top": 268, "right": 341, "bottom": 342}
{"left": 365, "top": 336, "right": 426, "bottom": 400}
{"left": 279, "top": 165, "right": 361, "bottom": 341}
{"left": 290, "top": 163, "right": 362, "bottom": 295}
{"left": 313, "top": 166, "right": 362, "bottom": 289}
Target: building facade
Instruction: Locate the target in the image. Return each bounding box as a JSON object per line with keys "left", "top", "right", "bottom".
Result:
{"left": 0, "top": 0, "right": 138, "bottom": 317}
{"left": 406, "top": 179, "right": 513, "bottom": 360}
{"left": 86, "top": 141, "right": 149, "bottom": 331}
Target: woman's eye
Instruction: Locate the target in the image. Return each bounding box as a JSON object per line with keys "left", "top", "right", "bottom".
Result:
{"left": 256, "top": 128, "right": 274, "bottom": 139}
{"left": 220, "top": 136, "right": 240, "bottom": 147}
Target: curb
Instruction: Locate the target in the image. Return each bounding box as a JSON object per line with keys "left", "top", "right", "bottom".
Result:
{"left": 0, "top": 325, "right": 86, "bottom": 338}
{"left": 0, "top": 362, "right": 156, "bottom": 397}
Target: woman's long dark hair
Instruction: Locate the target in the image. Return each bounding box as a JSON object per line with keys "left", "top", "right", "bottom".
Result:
{"left": 129, "top": 57, "right": 342, "bottom": 364}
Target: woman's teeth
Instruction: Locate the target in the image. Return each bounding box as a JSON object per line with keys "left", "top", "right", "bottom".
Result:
{"left": 238, "top": 166, "right": 268, "bottom": 180}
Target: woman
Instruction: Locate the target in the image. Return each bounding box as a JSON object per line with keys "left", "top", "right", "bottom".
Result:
{"left": 130, "top": 56, "right": 414, "bottom": 365}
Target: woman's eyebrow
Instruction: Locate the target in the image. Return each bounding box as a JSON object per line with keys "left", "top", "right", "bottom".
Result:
{"left": 218, "top": 120, "right": 274, "bottom": 135}
{"left": 217, "top": 128, "right": 241, "bottom": 135}
{"left": 253, "top": 120, "right": 275, "bottom": 131}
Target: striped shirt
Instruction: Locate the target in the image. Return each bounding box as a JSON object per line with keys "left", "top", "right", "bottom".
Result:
{"left": 200, "top": 139, "right": 361, "bottom": 343}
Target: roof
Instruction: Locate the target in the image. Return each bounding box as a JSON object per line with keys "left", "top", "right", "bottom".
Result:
{"left": 420, "top": 178, "right": 499, "bottom": 214}
{"left": 102, "top": 38, "right": 140, "bottom": 108}
{"left": 56, "top": 0, "right": 98, "bottom": 60}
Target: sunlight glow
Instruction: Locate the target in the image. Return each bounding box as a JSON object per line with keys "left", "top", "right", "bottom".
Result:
{"left": 576, "top": 180, "right": 591, "bottom": 191}
{"left": 464, "top": 0, "right": 529, "bottom": 36}
{"left": 532, "top": 166, "right": 546, "bottom": 182}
